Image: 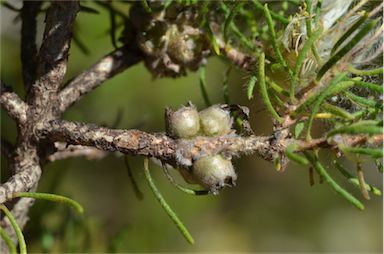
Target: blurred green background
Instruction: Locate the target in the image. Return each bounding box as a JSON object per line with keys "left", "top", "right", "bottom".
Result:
{"left": 1, "top": 2, "right": 382, "bottom": 253}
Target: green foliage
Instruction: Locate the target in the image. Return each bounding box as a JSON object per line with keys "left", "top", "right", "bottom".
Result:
{"left": 246, "top": 75, "right": 257, "bottom": 100}
{"left": 13, "top": 192, "right": 84, "bottom": 214}
{"left": 143, "top": 159, "right": 194, "bottom": 244}
{"left": 285, "top": 144, "right": 309, "bottom": 166}
{"left": 215, "top": 0, "right": 383, "bottom": 210}
{"left": 317, "top": 19, "right": 378, "bottom": 80}
{"left": 162, "top": 167, "right": 209, "bottom": 196}
{"left": 0, "top": 204, "right": 27, "bottom": 254}
{"left": 258, "top": 53, "right": 282, "bottom": 123}
{"left": 303, "top": 152, "right": 365, "bottom": 210}
{"left": 0, "top": 225, "right": 17, "bottom": 254}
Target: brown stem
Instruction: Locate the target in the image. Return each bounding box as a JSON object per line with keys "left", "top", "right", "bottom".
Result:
{"left": 0, "top": 2, "right": 80, "bottom": 249}
{"left": 40, "top": 119, "right": 282, "bottom": 169}
{"left": 27, "top": 1, "right": 80, "bottom": 118}
{"left": 0, "top": 81, "right": 28, "bottom": 125}
{"left": 58, "top": 46, "right": 143, "bottom": 113}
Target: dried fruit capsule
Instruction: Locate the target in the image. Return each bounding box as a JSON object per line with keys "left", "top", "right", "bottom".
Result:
{"left": 169, "top": 105, "right": 200, "bottom": 138}
{"left": 199, "top": 105, "right": 232, "bottom": 136}
{"left": 192, "top": 155, "right": 237, "bottom": 194}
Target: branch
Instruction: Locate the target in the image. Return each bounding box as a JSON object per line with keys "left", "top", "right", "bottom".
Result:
{"left": 0, "top": 2, "right": 80, "bottom": 249}
{"left": 0, "top": 161, "right": 41, "bottom": 204}
{"left": 27, "top": 1, "right": 79, "bottom": 114}
{"left": 0, "top": 81, "right": 28, "bottom": 125}
{"left": 58, "top": 46, "right": 143, "bottom": 113}
{"left": 216, "top": 36, "right": 258, "bottom": 71}
{"left": 297, "top": 134, "right": 383, "bottom": 152}
{"left": 20, "top": 1, "right": 42, "bottom": 91}
{"left": 40, "top": 119, "right": 283, "bottom": 168}
{"left": 42, "top": 119, "right": 383, "bottom": 168}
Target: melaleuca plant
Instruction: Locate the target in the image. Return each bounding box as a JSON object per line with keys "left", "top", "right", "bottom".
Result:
{"left": 123, "top": 0, "right": 382, "bottom": 244}
{"left": 0, "top": 0, "right": 382, "bottom": 251}
{"left": 125, "top": 0, "right": 382, "bottom": 244}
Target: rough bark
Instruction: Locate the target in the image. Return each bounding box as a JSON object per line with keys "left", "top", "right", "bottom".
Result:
{"left": 1, "top": 2, "right": 80, "bottom": 251}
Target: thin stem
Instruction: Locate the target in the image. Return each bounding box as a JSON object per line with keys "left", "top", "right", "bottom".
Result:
{"left": 293, "top": 28, "right": 322, "bottom": 90}
{"left": 305, "top": 0, "right": 312, "bottom": 38}
{"left": 224, "top": 2, "right": 242, "bottom": 43}
{"left": 352, "top": 80, "right": 382, "bottom": 93}
{"left": 0, "top": 205, "right": 27, "bottom": 254}
{"left": 252, "top": 0, "right": 289, "bottom": 25}
{"left": 124, "top": 156, "right": 144, "bottom": 200}
{"left": 162, "top": 167, "right": 209, "bottom": 196}
{"left": 285, "top": 144, "right": 309, "bottom": 165}
{"left": 313, "top": 0, "right": 322, "bottom": 27}
{"left": 258, "top": 53, "right": 282, "bottom": 123}
{"left": 348, "top": 66, "right": 383, "bottom": 76}
{"left": 342, "top": 147, "right": 383, "bottom": 158}
{"left": 263, "top": 4, "right": 294, "bottom": 102}
{"left": 331, "top": 12, "right": 368, "bottom": 55}
{"left": 306, "top": 78, "right": 354, "bottom": 140}
{"left": 334, "top": 160, "right": 382, "bottom": 196}
{"left": 247, "top": 75, "right": 257, "bottom": 100}
{"left": 322, "top": 103, "right": 354, "bottom": 119}
{"left": 317, "top": 19, "right": 378, "bottom": 80}
{"left": 12, "top": 192, "right": 84, "bottom": 214}
{"left": 343, "top": 0, "right": 369, "bottom": 22}
{"left": 326, "top": 122, "right": 382, "bottom": 138}
{"left": 140, "top": 0, "right": 152, "bottom": 13}
{"left": 266, "top": 77, "right": 289, "bottom": 97}
{"left": 303, "top": 152, "right": 364, "bottom": 210}
{"left": 0, "top": 226, "right": 17, "bottom": 254}
{"left": 143, "top": 159, "right": 194, "bottom": 244}
{"left": 222, "top": 67, "right": 231, "bottom": 104}
{"left": 199, "top": 66, "right": 212, "bottom": 107}
{"left": 356, "top": 162, "right": 370, "bottom": 200}
{"left": 345, "top": 91, "right": 379, "bottom": 108}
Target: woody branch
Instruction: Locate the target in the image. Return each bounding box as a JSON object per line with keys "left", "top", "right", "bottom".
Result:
{"left": 1, "top": 1, "right": 79, "bottom": 250}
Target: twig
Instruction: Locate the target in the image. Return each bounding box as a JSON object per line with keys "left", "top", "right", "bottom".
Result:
{"left": 41, "top": 119, "right": 282, "bottom": 168}
{"left": 0, "top": 82, "right": 28, "bottom": 125}
{"left": 27, "top": 1, "right": 79, "bottom": 116}
{"left": 58, "top": 46, "right": 143, "bottom": 113}
{"left": 0, "top": 162, "right": 42, "bottom": 203}
{"left": 1, "top": 3, "right": 80, "bottom": 250}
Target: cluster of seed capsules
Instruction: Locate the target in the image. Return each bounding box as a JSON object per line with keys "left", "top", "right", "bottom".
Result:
{"left": 167, "top": 103, "right": 237, "bottom": 195}
{"left": 128, "top": 2, "right": 211, "bottom": 77}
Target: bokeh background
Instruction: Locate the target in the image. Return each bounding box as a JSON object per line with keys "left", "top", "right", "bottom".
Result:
{"left": 1, "top": 2, "right": 382, "bottom": 253}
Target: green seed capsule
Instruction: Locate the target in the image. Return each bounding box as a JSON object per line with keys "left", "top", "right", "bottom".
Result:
{"left": 192, "top": 155, "right": 237, "bottom": 194}
{"left": 199, "top": 105, "right": 232, "bottom": 136}
{"left": 169, "top": 106, "right": 200, "bottom": 138}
